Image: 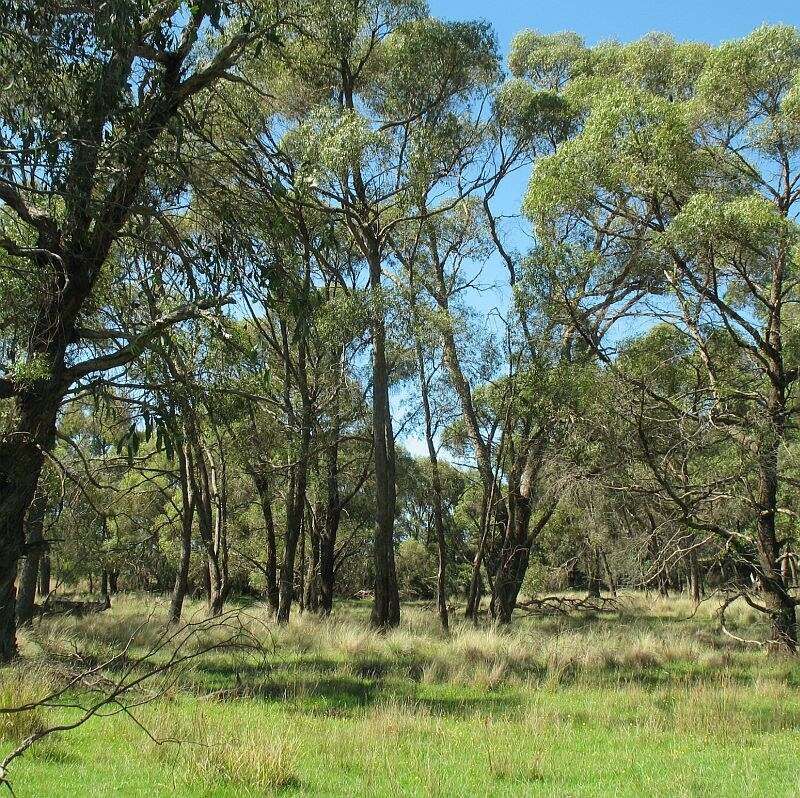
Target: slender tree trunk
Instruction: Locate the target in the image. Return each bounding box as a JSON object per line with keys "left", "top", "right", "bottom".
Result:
{"left": 251, "top": 473, "right": 279, "bottom": 613}
{"left": 586, "top": 544, "right": 602, "bottom": 598}
{"left": 755, "top": 427, "right": 797, "bottom": 652}
{"left": 430, "top": 245, "right": 509, "bottom": 620}
{"left": 190, "top": 437, "right": 228, "bottom": 617}
{"left": 170, "top": 442, "right": 195, "bottom": 624}
{"left": 100, "top": 570, "right": 110, "bottom": 608}
{"left": 688, "top": 549, "right": 702, "bottom": 606}
{"left": 298, "top": 512, "right": 306, "bottom": 614}
{"left": 277, "top": 406, "right": 312, "bottom": 624}
{"left": 466, "top": 494, "right": 490, "bottom": 620}
{"left": 601, "top": 548, "right": 617, "bottom": 597}
{"left": 304, "top": 499, "right": 321, "bottom": 612}
{"left": 16, "top": 494, "right": 45, "bottom": 625}
{"left": 319, "top": 431, "right": 341, "bottom": 615}
{"left": 414, "top": 336, "right": 448, "bottom": 631}
{"left": 368, "top": 246, "right": 400, "bottom": 629}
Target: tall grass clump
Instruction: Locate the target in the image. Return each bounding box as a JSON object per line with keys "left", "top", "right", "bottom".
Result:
{"left": 189, "top": 733, "right": 300, "bottom": 795}
{"left": 0, "top": 663, "right": 53, "bottom": 744}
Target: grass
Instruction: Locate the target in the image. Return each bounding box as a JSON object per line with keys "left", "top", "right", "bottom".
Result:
{"left": 3, "top": 592, "right": 800, "bottom": 796}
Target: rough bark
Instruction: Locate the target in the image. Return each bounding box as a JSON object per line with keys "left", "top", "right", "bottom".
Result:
{"left": 0, "top": 386, "right": 60, "bottom": 659}
{"left": 493, "top": 485, "right": 555, "bottom": 625}
{"left": 755, "top": 425, "right": 797, "bottom": 652}
{"left": 37, "top": 553, "right": 51, "bottom": 599}
{"left": 368, "top": 244, "right": 400, "bottom": 629}
{"left": 16, "top": 494, "right": 45, "bottom": 626}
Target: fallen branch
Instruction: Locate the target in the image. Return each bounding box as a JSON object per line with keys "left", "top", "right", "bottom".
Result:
{"left": 515, "top": 595, "right": 624, "bottom": 616}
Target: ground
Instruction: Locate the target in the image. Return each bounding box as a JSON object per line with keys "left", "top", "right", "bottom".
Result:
{"left": 2, "top": 593, "right": 800, "bottom": 797}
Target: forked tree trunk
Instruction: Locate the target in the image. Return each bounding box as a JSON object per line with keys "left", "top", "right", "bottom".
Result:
{"left": 190, "top": 438, "right": 229, "bottom": 618}
{"left": 492, "top": 453, "right": 553, "bottom": 625}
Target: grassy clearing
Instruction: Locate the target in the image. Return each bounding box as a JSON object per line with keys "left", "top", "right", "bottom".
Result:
{"left": 3, "top": 593, "right": 800, "bottom": 796}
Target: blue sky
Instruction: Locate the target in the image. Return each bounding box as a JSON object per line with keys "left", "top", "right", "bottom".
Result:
{"left": 429, "top": 0, "right": 798, "bottom": 52}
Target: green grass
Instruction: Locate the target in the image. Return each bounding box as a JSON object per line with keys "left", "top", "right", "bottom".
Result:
{"left": 4, "top": 593, "right": 800, "bottom": 796}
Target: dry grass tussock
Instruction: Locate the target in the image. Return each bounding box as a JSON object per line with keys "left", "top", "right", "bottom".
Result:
{"left": 0, "top": 662, "right": 55, "bottom": 744}
{"left": 138, "top": 702, "right": 300, "bottom": 794}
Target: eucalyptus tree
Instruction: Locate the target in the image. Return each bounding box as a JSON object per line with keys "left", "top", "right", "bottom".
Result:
{"left": 0, "top": 1, "right": 292, "bottom": 658}
{"left": 256, "top": 0, "right": 501, "bottom": 627}
{"left": 524, "top": 26, "right": 800, "bottom": 650}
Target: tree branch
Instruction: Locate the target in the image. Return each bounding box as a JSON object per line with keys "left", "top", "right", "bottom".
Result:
{"left": 63, "top": 298, "right": 229, "bottom": 384}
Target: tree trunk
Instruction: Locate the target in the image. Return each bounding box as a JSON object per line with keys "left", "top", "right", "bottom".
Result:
{"left": 755, "top": 430, "right": 797, "bottom": 652}
{"left": 0, "top": 384, "right": 61, "bottom": 660}
{"left": 688, "top": 549, "right": 702, "bottom": 606}
{"left": 16, "top": 494, "right": 45, "bottom": 626}
{"left": 492, "top": 454, "right": 552, "bottom": 625}
{"left": 586, "top": 544, "right": 602, "bottom": 598}
{"left": 430, "top": 242, "right": 508, "bottom": 623}
{"left": 251, "top": 473, "right": 279, "bottom": 613}
{"left": 38, "top": 553, "right": 51, "bottom": 599}
{"left": 414, "top": 335, "right": 448, "bottom": 631}
{"left": 466, "top": 494, "right": 491, "bottom": 620}
{"left": 298, "top": 512, "right": 306, "bottom": 614}
{"left": 601, "top": 548, "right": 617, "bottom": 597}
{"left": 100, "top": 570, "right": 111, "bottom": 609}
{"left": 304, "top": 501, "right": 321, "bottom": 612}
{"left": 368, "top": 246, "right": 400, "bottom": 629}
{"left": 189, "top": 436, "right": 229, "bottom": 618}
{"left": 319, "top": 432, "right": 341, "bottom": 615}
{"left": 277, "top": 406, "right": 312, "bottom": 624}
{"left": 170, "top": 442, "right": 195, "bottom": 624}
